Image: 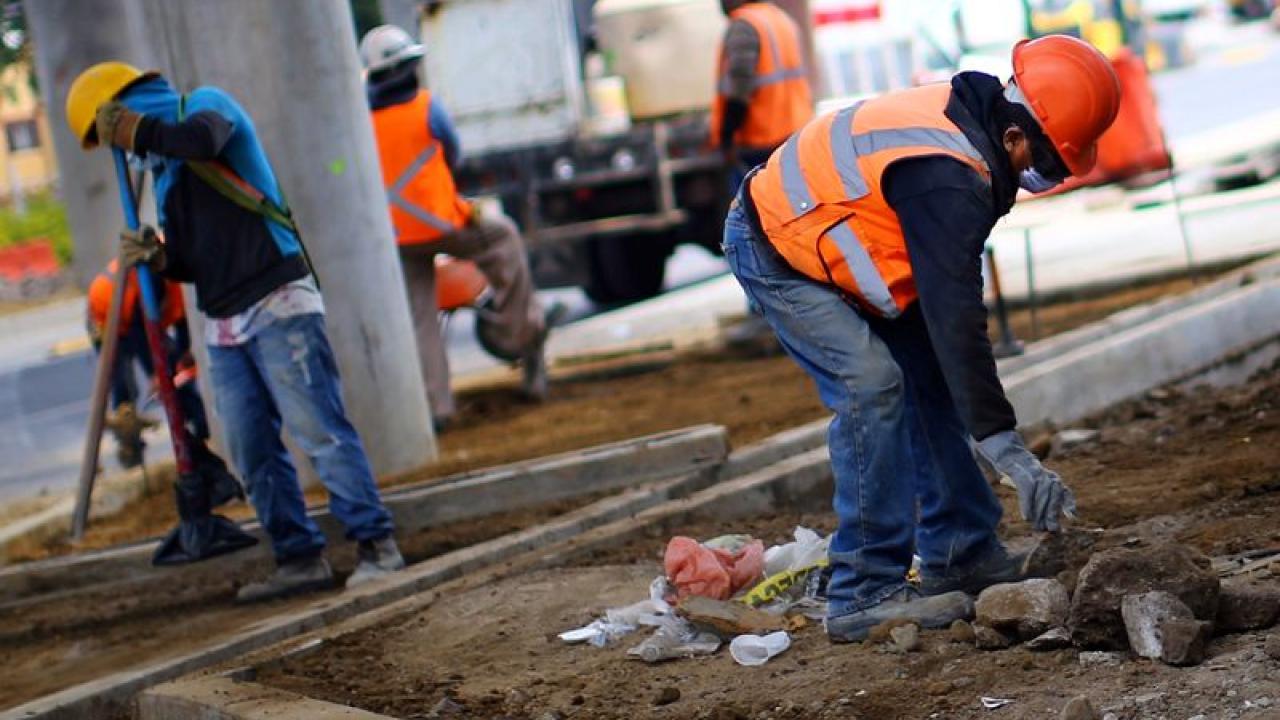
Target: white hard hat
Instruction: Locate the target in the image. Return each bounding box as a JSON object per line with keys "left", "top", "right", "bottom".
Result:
{"left": 359, "top": 25, "right": 425, "bottom": 74}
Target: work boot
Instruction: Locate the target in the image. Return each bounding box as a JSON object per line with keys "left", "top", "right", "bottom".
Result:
{"left": 236, "top": 556, "right": 335, "bottom": 603}
{"left": 519, "top": 302, "right": 568, "bottom": 401}
{"left": 918, "top": 543, "right": 1027, "bottom": 597}
{"left": 345, "top": 536, "right": 406, "bottom": 589}
{"left": 107, "top": 402, "right": 154, "bottom": 469}
{"left": 825, "top": 587, "right": 974, "bottom": 644}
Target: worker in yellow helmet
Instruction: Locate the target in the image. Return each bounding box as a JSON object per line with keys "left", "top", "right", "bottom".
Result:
{"left": 67, "top": 61, "right": 404, "bottom": 596}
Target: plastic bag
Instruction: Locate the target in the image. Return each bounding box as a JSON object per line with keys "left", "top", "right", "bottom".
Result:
{"left": 664, "top": 535, "right": 765, "bottom": 601}
{"left": 762, "top": 527, "right": 829, "bottom": 577}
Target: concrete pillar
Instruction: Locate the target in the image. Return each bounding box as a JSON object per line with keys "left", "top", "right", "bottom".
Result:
{"left": 25, "top": 0, "right": 153, "bottom": 288}
{"left": 378, "top": 0, "right": 423, "bottom": 38}
{"left": 140, "top": 0, "right": 437, "bottom": 476}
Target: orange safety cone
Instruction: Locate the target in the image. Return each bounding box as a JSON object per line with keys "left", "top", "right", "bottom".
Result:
{"left": 1093, "top": 47, "right": 1171, "bottom": 180}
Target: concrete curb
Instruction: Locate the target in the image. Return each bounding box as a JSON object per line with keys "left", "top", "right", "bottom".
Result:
{"left": 0, "top": 425, "right": 728, "bottom": 603}
{"left": 1005, "top": 276, "right": 1280, "bottom": 428}
{"left": 138, "top": 676, "right": 393, "bottom": 720}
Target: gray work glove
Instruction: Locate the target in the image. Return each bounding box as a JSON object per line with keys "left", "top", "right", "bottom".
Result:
{"left": 120, "top": 224, "right": 165, "bottom": 271}
{"left": 977, "top": 430, "right": 1077, "bottom": 532}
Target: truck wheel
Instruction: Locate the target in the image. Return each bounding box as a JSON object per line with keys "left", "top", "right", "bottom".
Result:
{"left": 583, "top": 234, "right": 672, "bottom": 304}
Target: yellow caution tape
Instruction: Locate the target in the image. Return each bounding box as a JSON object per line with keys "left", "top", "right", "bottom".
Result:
{"left": 739, "top": 560, "right": 828, "bottom": 608}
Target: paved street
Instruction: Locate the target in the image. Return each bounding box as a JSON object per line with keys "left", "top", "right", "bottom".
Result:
{"left": 1, "top": 17, "right": 1277, "bottom": 503}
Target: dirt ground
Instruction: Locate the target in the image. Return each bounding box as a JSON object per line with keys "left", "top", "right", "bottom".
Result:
{"left": 258, "top": 362, "right": 1280, "bottom": 720}
{"left": 7, "top": 271, "right": 1217, "bottom": 563}
{"left": 0, "top": 493, "right": 599, "bottom": 709}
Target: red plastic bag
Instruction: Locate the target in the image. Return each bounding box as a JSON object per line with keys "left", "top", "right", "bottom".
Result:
{"left": 664, "top": 536, "right": 765, "bottom": 601}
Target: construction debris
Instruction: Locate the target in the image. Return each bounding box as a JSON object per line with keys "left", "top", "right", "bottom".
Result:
{"left": 728, "top": 631, "right": 792, "bottom": 666}
{"left": 1120, "top": 591, "right": 1210, "bottom": 665}
{"left": 1214, "top": 582, "right": 1280, "bottom": 632}
{"left": 1025, "top": 626, "right": 1073, "bottom": 651}
{"left": 975, "top": 578, "right": 1071, "bottom": 641}
{"left": 1068, "top": 542, "right": 1221, "bottom": 649}
{"left": 676, "top": 595, "right": 793, "bottom": 636}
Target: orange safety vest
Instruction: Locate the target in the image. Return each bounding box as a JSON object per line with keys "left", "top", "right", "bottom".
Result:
{"left": 87, "top": 259, "right": 186, "bottom": 336}
{"left": 710, "top": 2, "right": 814, "bottom": 150}
{"left": 370, "top": 90, "right": 472, "bottom": 245}
{"left": 748, "top": 83, "right": 991, "bottom": 318}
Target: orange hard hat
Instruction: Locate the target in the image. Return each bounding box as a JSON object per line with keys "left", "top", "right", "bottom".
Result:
{"left": 1011, "top": 35, "right": 1121, "bottom": 177}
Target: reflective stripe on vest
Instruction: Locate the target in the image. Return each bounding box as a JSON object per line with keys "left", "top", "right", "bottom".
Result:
{"left": 370, "top": 90, "right": 472, "bottom": 245}
{"left": 750, "top": 83, "right": 990, "bottom": 318}
{"left": 716, "top": 6, "right": 809, "bottom": 94}
{"left": 710, "top": 2, "right": 814, "bottom": 150}
{"left": 386, "top": 143, "right": 454, "bottom": 234}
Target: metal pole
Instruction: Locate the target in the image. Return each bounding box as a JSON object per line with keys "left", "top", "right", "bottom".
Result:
{"left": 985, "top": 245, "right": 1023, "bottom": 358}
{"left": 141, "top": 0, "right": 437, "bottom": 475}
{"left": 1023, "top": 228, "right": 1040, "bottom": 342}
{"left": 25, "top": 0, "right": 152, "bottom": 289}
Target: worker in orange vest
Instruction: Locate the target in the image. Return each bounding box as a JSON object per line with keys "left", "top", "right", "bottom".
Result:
{"left": 711, "top": 0, "right": 814, "bottom": 193}
{"left": 86, "top": 258, "right": 209, "bottom": 467}
{"left": 360, "top": 25, "right": 562, "bottom": 431}
{"left": 723, "top": 36, "right": 1120, "bottom": 642}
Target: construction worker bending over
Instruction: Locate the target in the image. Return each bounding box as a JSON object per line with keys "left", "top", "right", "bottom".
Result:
{"left": 87, "top": 258, "right": 208, "bottom": 467}
{"left": 723, "top": 36, "right": 1120, "bottom": 641}
{"left": 67, "top": 63, "right": 405, "bottom": 602}
{"left": 712, "top": 0, "right": 814, "bottom": 194}
{"left": 360, "top": 25, "right": 559, "bottom": 431}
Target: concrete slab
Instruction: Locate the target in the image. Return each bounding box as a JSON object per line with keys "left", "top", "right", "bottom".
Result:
{"left": 0, "top": 424, "right": 728, "bottom": 603}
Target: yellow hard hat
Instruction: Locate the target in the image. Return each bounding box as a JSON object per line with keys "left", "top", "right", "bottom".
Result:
{"left": 65, "top": 61, "right": 158, "bottom": 149}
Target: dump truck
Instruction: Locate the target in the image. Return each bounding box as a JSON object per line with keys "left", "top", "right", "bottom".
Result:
{"left": 422, "top": 0, "right": 731, "bottom": 303}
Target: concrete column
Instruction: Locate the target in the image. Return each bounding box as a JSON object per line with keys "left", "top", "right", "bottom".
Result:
{"left": 25, "top": 0, "right": 153, "bottom": 288}
{"left": 140, "top": 0, "right": 437, "bottom": 476}
{"left": 378, "top": 0, "right": 423, "bottom": 38}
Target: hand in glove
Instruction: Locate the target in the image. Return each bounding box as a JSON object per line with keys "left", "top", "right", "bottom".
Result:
{"left": 95, "top": 100, "right": 143, "bottom": 151}
{"left": 977, "top": 430, "right": 1077, "bottom": 532}
{"left": 119, "top": 225, "right": 164, "bottom": 271}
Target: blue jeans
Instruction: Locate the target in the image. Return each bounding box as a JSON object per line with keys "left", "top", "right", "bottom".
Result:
{"left": 207, "top": 313, "right": 394, "bottom": 562}
{"left": 721, "top": 199, "right": 1003, "bottom": 617}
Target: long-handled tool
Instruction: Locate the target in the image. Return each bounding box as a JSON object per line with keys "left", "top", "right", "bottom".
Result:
{"left": 111, "top": 148, "right": 258, "bottom": 566}
{"left": 70, "top": 248, "right": 131, "bottom": 540}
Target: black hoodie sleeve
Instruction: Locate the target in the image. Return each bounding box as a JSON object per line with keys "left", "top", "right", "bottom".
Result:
{"left": 133, "top": 110, "right": 234, "bottom": 162}
{"left": 882, "top": 155, "right": 1017, "bottom": 440}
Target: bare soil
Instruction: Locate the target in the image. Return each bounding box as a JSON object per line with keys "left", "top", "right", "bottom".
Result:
{"left": 258, "top": 363, "right": 1280, "bottom": 720}
{"left": 7, "top": 272, "right": 1214, "bottom": 563}
{"left": 0, "top": 494, "right": 598, "bottom": 709}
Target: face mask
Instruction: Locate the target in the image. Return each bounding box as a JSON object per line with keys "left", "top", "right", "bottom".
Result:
{"left": 1019, "top": 168, "right": 1061, "bottom": 194}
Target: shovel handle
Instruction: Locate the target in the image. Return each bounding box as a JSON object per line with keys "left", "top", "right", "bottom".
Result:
{"left": 112, "top": 149, "right": 195, "bottom": 475}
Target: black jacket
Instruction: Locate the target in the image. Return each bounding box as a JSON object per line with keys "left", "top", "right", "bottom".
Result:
{"left": 880, "top": 72, "right": 1021, "bottom": 440}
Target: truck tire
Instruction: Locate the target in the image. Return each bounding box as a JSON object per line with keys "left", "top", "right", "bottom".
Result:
{"left": 583, "top": 234, "right": 672, "bottom": 304}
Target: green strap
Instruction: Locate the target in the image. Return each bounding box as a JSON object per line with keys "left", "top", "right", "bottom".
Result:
{"left": 177, "top": 95, "right": 320, "bottom": 287}
{"left": 178, "top": 95, "right": 298, "bottom": 234}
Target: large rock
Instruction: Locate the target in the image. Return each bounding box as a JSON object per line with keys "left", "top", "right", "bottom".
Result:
{"left": 976, "top": 579, "right": 1071, "bottom": 640}
{"left": 1215, "top": 583, "right": 1280, "bottom": 633}
{"left": 1069, "top": 543, "right": 1220, "bottom": 649}
{"left": 1158, "top": 618, "right": 1213, "bottom": 666}
{"left": 1121, "top": 592, "right": 1190, "bottom": 655}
